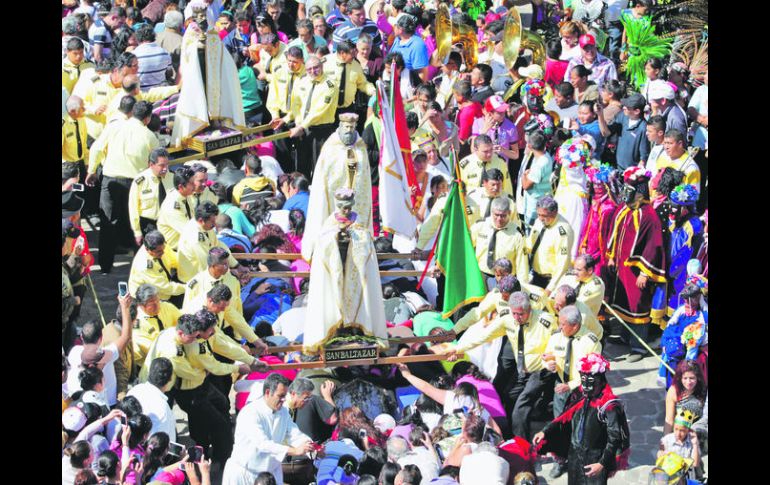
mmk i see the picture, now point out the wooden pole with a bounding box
[262,352,464,370]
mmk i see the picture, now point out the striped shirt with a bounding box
[88,18,113,59]
[134,42,173,91]
[331,19,382,50]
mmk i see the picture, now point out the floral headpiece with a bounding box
[579,353,610,375]
[585,163,614,184]
[533,113,554,135]
[520,78,546,99]
[622,166,652,185]
[555,137,591,169]
[686,274,708,291]
[669,184,699,206]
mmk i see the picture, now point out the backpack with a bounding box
[597,398,631,471]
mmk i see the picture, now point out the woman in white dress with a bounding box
[553,136,593,257]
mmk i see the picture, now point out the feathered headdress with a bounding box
[555,137,591,169]
[670,34,708,87]
[620,14,673,90]
[453,0,486,20]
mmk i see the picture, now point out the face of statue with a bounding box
[336,202,354,218]
[338,120,358,146]
[194,9,207,29]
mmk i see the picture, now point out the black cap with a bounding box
[62,191,85,218]
[621,93,646,111]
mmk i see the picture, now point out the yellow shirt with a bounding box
[542,299,604,340]
[544,326,602,390]
[190,187,219,210]
[182,269,259,344]
[554,273,605,316]
[88,117,160,178]
[176,219,239,283]
[266,64,305,119]
[416,193,448,250]
[257,42,288,83]
[132,302,182,370]
[653,151,701,197]
[526,214,574,293]
[465,189,519,228]
[62,114,89,163]
[323,55,375,109]
[183,333,247,379]
[470,219,529,280]
[105,85,179,123]
[456,309,555,373]
[62,58,95,94]
[452,288,507,334]
[157,190,194,250]
[128,245,186,301]
[231,176,277,205]
[458,154,513,197]
[138,327,206,390]
[128,168,176,236]
[79,73,122,139]
[285,72,339,130]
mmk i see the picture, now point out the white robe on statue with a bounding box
[301,133,372,263]
[171,25,245,147]
[554,163,589,258]
[303,213,387,353]
[222,397,311,485]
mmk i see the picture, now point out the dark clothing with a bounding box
[661,104,688,137]
[293,394,337,443]
[361,120,380,186]
[471,85,495,104]
[608,114,650,170]
[98,175,135,272]
[509,370,544,440]
[172,381,233,462]
[297,123,336,179]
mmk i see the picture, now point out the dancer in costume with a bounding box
[578,164,618,280]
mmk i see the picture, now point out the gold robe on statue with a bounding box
[301,133,372,263]
[302,214,387,354]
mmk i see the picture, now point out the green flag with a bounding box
[435,182,487,319]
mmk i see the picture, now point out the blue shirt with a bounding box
[610,113,650,170]
[283,191,310,215]
[575,120,605,158]
[389,35,430,71]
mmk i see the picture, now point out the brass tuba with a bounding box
[435,4,478,70]
[502,7,547,71]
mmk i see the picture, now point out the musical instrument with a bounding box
[502,7,547,71]
[435,4,479,70]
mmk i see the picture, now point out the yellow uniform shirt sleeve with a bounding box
[453,291,497,334]
[546,224,574,293]
[224,303,260,343]
[139,85,180,103]
[87,122,113,174]
[297,78,339,130]
[188,341,240,376]
[580,277,605,316]
[567,332,602,390]
[210,328,255,364]
[128,175,144,237]
[454,313,508,353]
[177,237,208,283]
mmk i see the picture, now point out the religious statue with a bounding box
[302,189,388,354]
[171,14,245,147]
[301,113,372,263]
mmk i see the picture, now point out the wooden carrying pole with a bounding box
[262,351,464,370]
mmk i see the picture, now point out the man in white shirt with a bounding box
[397,425,440,484]
[126,357,176,441]
[458,442,510,485]
[222,373,315,485]
[66,294,133,407]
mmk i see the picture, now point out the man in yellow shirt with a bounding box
[526,196,574,297]
[128,231,186,307]
[458,135,513,197]
[157,166,197,251]
[271,54,339,177]
[653,129,701,198]
[265,46,305,168]
[128,148,175,244]
[255,33,288,85]
[470,197,529,285]
[78,52,139,140]
[231,154,277,208]
[324,40,375,121]
[182,247,266,352]
[450,260,517,336]
[450,291,555,439]
[466,168,518,227]
[104,73,179,123]
[62,38,95,103]
[188,163,220,210]
[548,285,604,340]
[86,100,160,274]
[62,96,89,179]
[553,254,605,316]
[132,283,182,371]
[177,201,244,283]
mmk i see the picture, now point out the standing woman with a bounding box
[640,57,664,101]
[558,20,584,61]
[569,65,598,103]
[664,360,707,435]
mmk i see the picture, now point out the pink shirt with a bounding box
[455,375,506,418]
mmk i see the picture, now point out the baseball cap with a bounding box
[484,95,509,114]
[648,79,675,100]
[579,34,596,49]
[62,191,85,218]
[621,93,646,111]
[518,64,544,80]
[62,406,88,432]
[373,414,396,435]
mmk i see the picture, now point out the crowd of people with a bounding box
[62,0,708,484]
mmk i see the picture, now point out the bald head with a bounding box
[122,74,140,94]
[66,95,84,116]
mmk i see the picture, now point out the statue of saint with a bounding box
[302,189,387,354]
